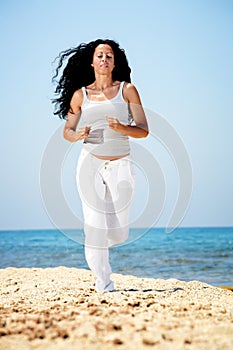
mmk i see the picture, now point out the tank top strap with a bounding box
[81,86,87,98]
[118,81,125,102]
[81,86,88,107]
[120,81,125,89]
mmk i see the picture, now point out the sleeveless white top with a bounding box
[81,81,131,157]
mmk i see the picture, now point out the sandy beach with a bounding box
[0,267,233,350]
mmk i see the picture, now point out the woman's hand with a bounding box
[76,126,91,140]
[64,125,91,142]
[106,116,125,132]
[106,112,148,138]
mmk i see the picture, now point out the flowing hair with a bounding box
[52,39,132,119]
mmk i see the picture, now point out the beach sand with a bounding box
[0,267,233,350]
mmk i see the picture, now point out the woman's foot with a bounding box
[95,280,114,292]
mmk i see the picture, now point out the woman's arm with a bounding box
[63,89,90,142]
[107,83,149,138]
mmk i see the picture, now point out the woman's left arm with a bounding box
[106,83,149,138]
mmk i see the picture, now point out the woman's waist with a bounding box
[82,137,130,159]
[91,153,130,161]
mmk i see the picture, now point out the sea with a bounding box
[0,227,232,287]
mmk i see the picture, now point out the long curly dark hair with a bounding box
[52,39,132,119]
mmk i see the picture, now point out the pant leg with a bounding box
[76,149,113,290]
[101,156,136,247]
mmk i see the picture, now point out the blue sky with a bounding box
[0,0,232,230]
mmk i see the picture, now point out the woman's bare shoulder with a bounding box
[123,82,141,103]
[69,88,84,113]
[72,88,84,100]
[124,82,137,90]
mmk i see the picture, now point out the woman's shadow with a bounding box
[110,287,185,293]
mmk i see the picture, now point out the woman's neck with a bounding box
[93,75,116,91]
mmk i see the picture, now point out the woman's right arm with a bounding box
[63,89,90,142]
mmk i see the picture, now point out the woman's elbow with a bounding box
[138,124,149,138]
[141,129,149,138]
[63,128,69,141]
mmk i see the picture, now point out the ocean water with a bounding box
[0,227,232,286]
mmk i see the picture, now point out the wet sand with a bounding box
[0,267,233,349]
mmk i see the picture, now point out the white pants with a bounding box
[76,148,136,291]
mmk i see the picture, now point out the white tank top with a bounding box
[80,81,130,157]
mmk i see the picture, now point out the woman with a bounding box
[53,39,148,292]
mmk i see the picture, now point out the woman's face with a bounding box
[92,44,115,75]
